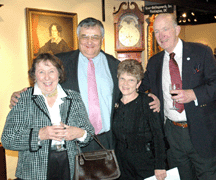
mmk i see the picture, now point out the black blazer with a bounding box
[56,49,120,127]
[140,41,216,158]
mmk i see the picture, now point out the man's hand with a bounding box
[9,88,28,109]
[148,93,160,113]
[171,89,196,104]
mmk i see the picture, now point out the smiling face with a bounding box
[35,60,59,95]
[78,25,103,59]
[153,14,181,53]
[118,72,141,98]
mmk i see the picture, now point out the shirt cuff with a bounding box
[77,130,87,142]
[194,99,198,106]
[38,135,41,145]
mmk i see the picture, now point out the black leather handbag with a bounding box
[74,134,121,180]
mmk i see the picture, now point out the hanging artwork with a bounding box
[26,8,78,68]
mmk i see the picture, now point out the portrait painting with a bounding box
[26,8,78,68]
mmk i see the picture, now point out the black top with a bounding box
[113,92,166,169]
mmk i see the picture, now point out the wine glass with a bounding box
[52,122,66,151]
[169,84,180,110]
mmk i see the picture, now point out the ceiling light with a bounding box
[188,19,191,22]
[194,19,197,22]
[191,12,195,16]
[182,13,187,18]
[183,19,186,23]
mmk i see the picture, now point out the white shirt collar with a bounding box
[79,51,102,63]
[164,38,183,57]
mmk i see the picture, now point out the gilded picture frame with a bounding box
[26,8,78,68]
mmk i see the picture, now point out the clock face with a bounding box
[118,15,140,47]
[119,24,140,47]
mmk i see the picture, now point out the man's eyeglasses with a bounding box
[79,35,102,41]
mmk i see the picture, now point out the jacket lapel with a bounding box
[59,90,72,125]
[60,50,80,93]
[32,95,50,120]
[103,50,120,100]
[70,50,80,92]
[156,51,165,98]
[101,50,120,125]
[182,41,193,89]
[32,88,73,125]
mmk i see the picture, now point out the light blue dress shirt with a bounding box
[78,52,113,134]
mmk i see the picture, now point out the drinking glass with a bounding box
[52,122,66,151]
[169,84,180,110]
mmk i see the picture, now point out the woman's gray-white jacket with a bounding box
[1,87,94,180]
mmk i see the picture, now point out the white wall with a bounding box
[0,0,144,178]
[180,23,216,51]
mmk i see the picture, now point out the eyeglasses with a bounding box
[79,35,102,42]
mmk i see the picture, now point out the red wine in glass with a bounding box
[169,84,180,110]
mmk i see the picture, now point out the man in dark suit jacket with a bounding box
[55,48,120,152]
[55,18,120,152]
[140,13,216,180]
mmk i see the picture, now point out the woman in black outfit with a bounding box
[113,59,167,180]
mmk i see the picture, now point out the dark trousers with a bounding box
[165,119,216,180]
[81,130,112,152]
[47,150,70,180]
[15,150,70,180]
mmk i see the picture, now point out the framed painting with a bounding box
[26,8,78,68]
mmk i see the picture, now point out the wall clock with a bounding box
[113,2,144,62]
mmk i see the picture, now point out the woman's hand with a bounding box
[155,169,167,180]
[63,124,85,141]
[39,125,66,141]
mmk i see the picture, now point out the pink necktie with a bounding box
[169,52,184,113]
[87,59,102,134]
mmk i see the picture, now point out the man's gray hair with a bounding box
[77,17,105,37]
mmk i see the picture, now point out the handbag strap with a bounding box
[75,132,114,165]
[75,131,109,154]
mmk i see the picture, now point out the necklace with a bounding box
[42,88,58,98]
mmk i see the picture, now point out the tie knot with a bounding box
[170,52,175,59]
